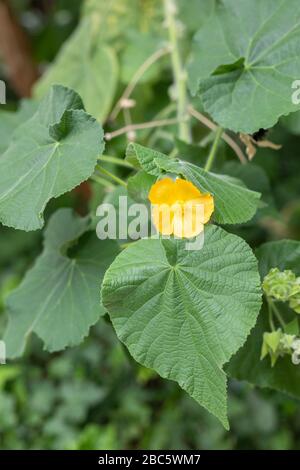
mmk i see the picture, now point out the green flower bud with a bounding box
[289,294,300,314]
[288,278,300,314]
[291,339,300,365]
[262,268,297,301]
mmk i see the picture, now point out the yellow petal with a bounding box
[193,194,214,223]
[173,178,202,202]
[151,204,174,236]
[149,177,214,238]
[148,178,176,205]
[172,202,204,238]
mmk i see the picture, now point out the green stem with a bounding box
[204,127,223,172]
[98,155,134,169]
[96,165,127,188]
[270,300,286,329]
[90,175,115,189]
[268,301,275,332]
[164,0,190,142]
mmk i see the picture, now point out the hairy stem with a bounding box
[164,0,190,142]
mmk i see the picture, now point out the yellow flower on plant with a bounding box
[148,177,214,238]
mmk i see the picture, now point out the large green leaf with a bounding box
[34,18,118,123]
[227,240,300,399]
[0,100,37,155]
[0,85,104,232]
[177,0,216,34]
[126,143,261,224]
[4,208,119,357]
[102,225,262,427]
[188,0,300,133]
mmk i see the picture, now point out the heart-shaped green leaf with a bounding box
[0,85,104,232]
[4,208,119,356]
[126,143,261,224]
[188,0,300,133]
[102,225,262,427]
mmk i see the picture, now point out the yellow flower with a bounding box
[148,177,214,238]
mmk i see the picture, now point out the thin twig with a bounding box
[109,46,171,121]
[105,117,187,141]
[188,105,247,164]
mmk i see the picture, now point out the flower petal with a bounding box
[148,178,176,205]
[149,177,214,238]
[196,194,215,223]
[173,178,202,201]
[151,204,174,236]
[172,202,204,238]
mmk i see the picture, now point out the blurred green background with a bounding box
[0,0,300,450]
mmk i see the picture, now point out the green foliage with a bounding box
[227,241,300,399]
[120,31,165,84]
[0,100,37,155]
[126,143,261,224]
[4,209,119,356]
[262,268,300,302]
[102,227,262,427]
[34,18,118,123]
[188,0,300,133]
[1,0,300,441]
[0,86,103,231]
[82,0,164,41]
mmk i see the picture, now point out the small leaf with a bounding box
[4,208,119,356]
[0,85,104,232]
[188,0,300,133]
[102,225,262,427]
[126,143,261,224]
